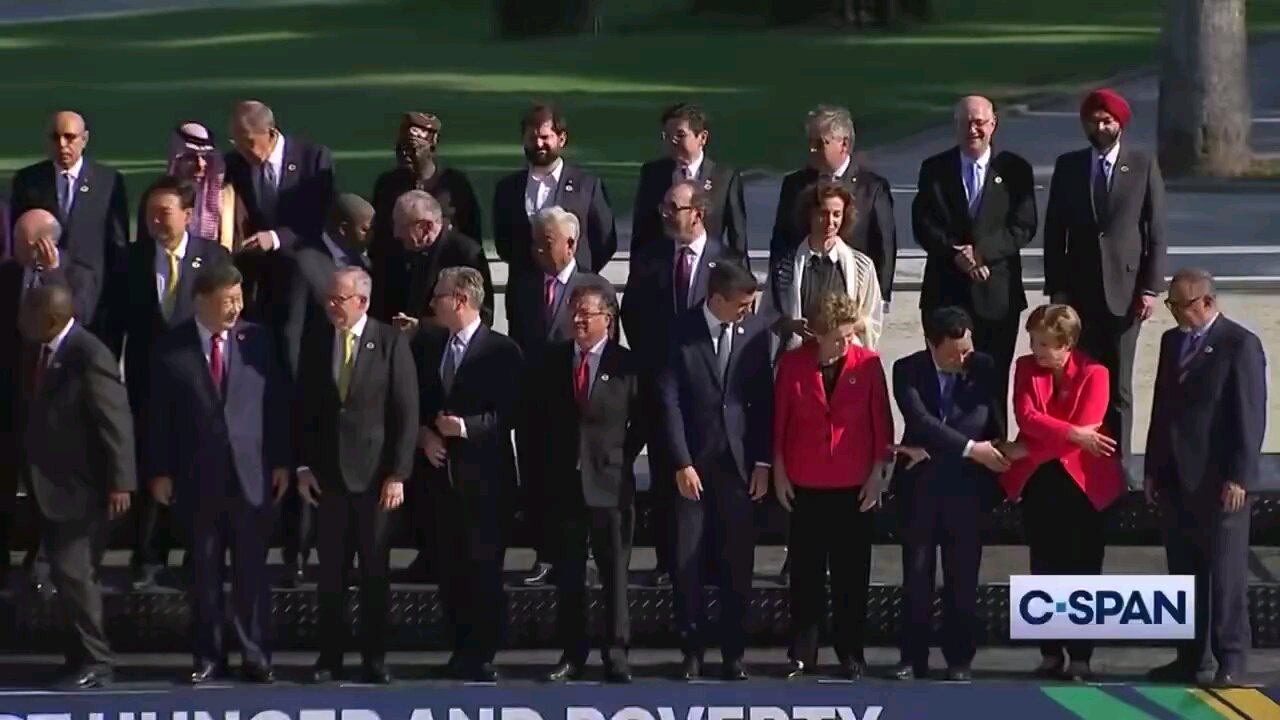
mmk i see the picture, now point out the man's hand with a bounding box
[1067,424,1117,457]
[1222,481,1247,513]
[969,441,1012,473]
[749,466,770,502]
[392,313,419,332]
[774,472,795,512]
[380,477,405,511]
[435,413,464,438]
[272,468,290,502]
[858,481,881,512]
[150,476,173,505]
[1143,475,1158,505]
[239,231,276,253]
[997,441,1029,461]
[297,467,322,506]
[420,426,447,467]
[107,491,131,519]
[774,317,812,339]
[953,245,977,272]
[1135,294,1157,322]
[968,266,991,282]
[890,445,931,470]
[35,236,59,268]
[675,466,702,501]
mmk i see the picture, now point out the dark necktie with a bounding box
[257,162,279,216]
[1092,156,1110,222]
[441,336,461,393]
[29,344,50,393]
[674,247,693,312]
[209,335,224,391]
[1178,332,1204,369]
[938,372,956,421]
[717,322,732,382]
[574,349,591,409]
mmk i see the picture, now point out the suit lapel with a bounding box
[585,341,619,411]
[278,138,301,195]
[547,269,578,339]
[1081,148,1104,226]
[37,327,79,398]
[1179,318,1226,382]
[694,315,723,391]
[697,157,716,192]
[65,160,91,225]
[224,324,247,404]
[450,325,487,397]
[690,240,722,308]
[554,162,576,207]
[171,244,205,323]
[1108,144,1137,222]
[185,323,221,408]
[918,353,943,418]
[346,321,378,403]
[943,148,973,226]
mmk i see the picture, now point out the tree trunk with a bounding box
[1157,0,1252,177]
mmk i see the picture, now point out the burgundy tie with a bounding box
[209,334,224,390]
[574,350,591,409]
[544,275,557,322]
[674,247,693,312]
[29,345,50,393]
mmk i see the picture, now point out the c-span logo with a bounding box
[1010,575,1195,640]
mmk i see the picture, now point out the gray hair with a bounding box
[806,104,855,146]
[234,100,276,133]
[438,266,485,309]
[1171,267,1216,296]
[393,189,443,227]
[531,205,580,240]
[333,266,373,300]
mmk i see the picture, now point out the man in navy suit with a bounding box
[891,306,1008,682]
[621,179,749,586]
[225,100,335,325]
[147,261,290,685]
[659,258,772,682]
[123,175,230,590]
[1146,268,1266,686]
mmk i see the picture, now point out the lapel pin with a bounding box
[993,175,1003,184]
[366,341,375,349]
[703,179,713,191]
[287,163,298,173]
[707,261,717,269]
[1204,345,1214,354]
[564,179,575,193]
[1119,164,1130,173]
[600,373,610,382]
[848,376,857,384]
[191,257,203,269]
[236,332,246,342]
[78,184,89,193]
[736,325,745,335]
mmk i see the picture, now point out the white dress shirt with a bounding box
[41,317,76,365]
[196,321,230,367]
[1091,141,1121,190]
[263,134,287,251]
[675,232,707,307]
[524,157,564,217]
[333,312,369,384]
[546,257,578,314]
[55,156,84,217]
[702,303,732,357]
[960,146,991,210]
[573,335,608,398]
[154,232,189,305]
[830,155,852,180]
[440,315,483,438]
[674,152,705,182]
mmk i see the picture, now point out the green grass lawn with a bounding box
[0,0,1276,233]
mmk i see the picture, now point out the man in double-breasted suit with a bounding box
[123,175,230,590]
[18,284,134,689]
[9,111,128,347]
[1145,269,1266,686]
[296,266,417,685]
[913,96,1037,426]
[492,103,617,283]
[148,261,290,685]
[411,266,522,682]
[630,103,747,255]
[659,258,773,682]
[1045,88,1167,460]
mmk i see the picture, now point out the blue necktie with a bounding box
[938,372,956,420]
[1178,332,1204,368]
[965,162,982,216]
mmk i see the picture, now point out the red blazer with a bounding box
[1001,350,1124,510]
[773,341,893,489]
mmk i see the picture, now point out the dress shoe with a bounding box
[279,560,301,589]
[462,663,499,682]
[786,660,810,679]
[890,663,920,681]
[1145,660,1197,684]
[360,662,393,685]
[240,664,275,684]
[650,571,672,587]
[840,660,866,681]
[131,564,162,592]
[310,664,341,683]
[1033,655,1066,679]
[680,655,703,680]
[190,661,225,685]
[721,659,749,682]
[523,562,553,587]
[946,666,972,682]
[545,661,584,682]
[604,663,633,684]
[58,667,111,689]
[1213,670,1240,687]
[1066,660,1092,682]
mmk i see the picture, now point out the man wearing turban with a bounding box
[1044,88,1168,465]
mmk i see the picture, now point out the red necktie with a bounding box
[209,334,224,390]
[574,349,591,409]
[544,275,557,322]
[29,345,50,392]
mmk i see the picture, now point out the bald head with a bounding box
[13,209,61,268]
[328,192,375,250]
[954,95,996,158]
[19,283,74,343]
[230,100,278,164]
[48,110,88,170]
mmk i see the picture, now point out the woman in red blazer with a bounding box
[1001,304,1123,681]
[772,292,893,680]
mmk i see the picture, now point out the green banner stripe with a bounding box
[1135,687,1235,719]
[1043,686,1161,719]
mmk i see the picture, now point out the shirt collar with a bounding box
[453,315,483,347]
[44,318,75,357]
[196,320,229,347]
[807,240,841,263]
[832,155,852,179]
[1187,312,1221,337]
[1093,141,1120,169]
[57,156,84,179]
[321,232,347,263]
[552,257,577,285]
[158,232,189,259]
[961,146,991,170]
[680,152,705,179]
[680,232,707,257]
[267,132,286,171]
[529,157,564,183]
[702,302,727,335]
[575,335,608,359]
[345,313,369,339]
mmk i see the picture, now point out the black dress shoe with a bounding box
[279,560,301,589]
[1034,655,1066,679]
[840,660,866,681]
[786,660,810,679]
[190,661,225,685]
[722,659,749,682]
[360,662,393,685]
[131,565,162,592]
[1146,660,1197,684]
[310,665,339,683]
[58,667,111,689]
[523,562,553,587]
[240,664,275,684]
[1213,670,1240,687]
[604,663,633,684]
[1066,660,1092,682]
[651,571,672,587]
[545,661,584,682]
[680,655,703,681]
[462,663,499,682]
[946,666,972,682]
[891,663,921,681]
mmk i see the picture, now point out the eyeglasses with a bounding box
[1164,295,1207,311]
[326,293,363,306]
[659,204,697,218]
[572,310,610,321]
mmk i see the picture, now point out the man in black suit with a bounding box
[659,259,772,681]
[411,266,522,681]
[912,96,1037,426]
[9,111,128,347]
[891,306,1008,682]
[492,103,617,282]
[622,179,745,586]
[507,204,614,586]
[371,112,482,262]
[225,100,335,324]
[1045,88,1167,460]
[631,103,747,255]
[371,189,493,328]
[148,262,290,685]
[535,284,644,684]
[1145,268,1266,686]
[123,175,230,590]
[18,284,134,689]
[769,104,895,304]
[296,266,417,685]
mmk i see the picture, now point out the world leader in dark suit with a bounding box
[769,105,895,304]
[533,284,645,684]
[659,258,773,682]
[912,96,1037,426]
[412,266,522,682]
[492,103,617,281]
[18,284,134,689]
[295,266,418,685]
[1145,269,1267,686]
[9,111,128,345]
[630,103,747,255]
[147,261,291,685]
[123,175,230,590]
[1044,89,1167,460]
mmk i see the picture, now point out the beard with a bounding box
[1088,128,1120,151]
[396,139,435,171]
[524,145,559,168]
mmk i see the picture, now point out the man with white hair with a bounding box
[769,105,895,307]
[371,189,493,328]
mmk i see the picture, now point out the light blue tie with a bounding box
[58,172,73,218]
[966,162,982,216]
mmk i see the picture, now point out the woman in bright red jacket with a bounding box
[772,292,894,680]
[1001,304,1124,681]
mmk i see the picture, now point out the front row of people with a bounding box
[16,258,1264,688]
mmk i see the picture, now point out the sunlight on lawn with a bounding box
[130,30,315,49]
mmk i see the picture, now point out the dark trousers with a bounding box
[132,489,175,568]
[898,478,982,669]
[970,310,1020,432]
[674,451,754,661]
[644,378,676,576]
[554,485,632,667]
[185,492,274,668]
[1161,483,1252,675]
[427,474,507,667]
[516,427,553,567]
[1022,461,1106,663]
[316,489,392,666]
[0,466,20,576]
[789,485,871,666]
[1077,310,1140,460]
[403,460,436,576]
[43,513,112,670]
[281,481,316,566]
